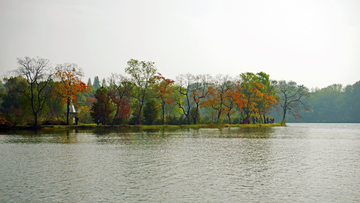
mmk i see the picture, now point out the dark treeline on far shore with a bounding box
[0,57,359,129]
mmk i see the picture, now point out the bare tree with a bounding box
[276,80,310,124]
[176,73,194,125]
[190,74,212,124]
[16,56,54,128]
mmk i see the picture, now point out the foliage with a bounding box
[239,72,264,119]
[107,73,132,126]
[0,113,12,129]
[201,75,233,121]
[77,106,92,124]
[93,76,101,89]
[125,59,157,124]
[154,73,174,124]
[190,107,201,124]
[54,63,91,125]
[143,98,160,125]
[90,87,114,125]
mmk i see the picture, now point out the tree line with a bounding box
[4,56,352,129]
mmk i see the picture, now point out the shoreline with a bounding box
[7,123,284,130]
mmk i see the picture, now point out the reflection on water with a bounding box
[1,124,360,202]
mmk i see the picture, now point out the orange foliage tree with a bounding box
[201,75,233,122]
[154,73,174,125]
[223,83,244,124]
[255,72,277,122]
[54,63,90,125]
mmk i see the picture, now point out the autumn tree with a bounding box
[223,83,244,124]
[176,73,194,125]
[125,59,157,124]
[90,87,113,125]
[54,63,90,125]
[15,57,54,128]
[276,80,310,124]
[239,72,264,120]
[256,72,277,122]
[202,75,233,121]
[153,73,174,125]
[108,73,132,126]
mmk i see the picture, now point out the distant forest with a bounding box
[273,83,360,123]
[0,57,359,128]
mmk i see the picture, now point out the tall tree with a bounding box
[143,98,160,125]
[190,74,211,124]
[256,72,277,122]
[108,73,132,126]
[223,83,244,124]
[1,77,27,126]
[54,63,90,125]
[90,87,113,125]
[276,80,310,124]
[154,73,174,125]
[87,78,92,88]
[239,72,264,119]
[125,59,157,124]
[202,75,233,121]
[176,73,194,125]
[102,78,107,87]
[93,76,101,89]
[16,57,54,128]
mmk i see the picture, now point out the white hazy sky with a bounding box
[1,0,359,89]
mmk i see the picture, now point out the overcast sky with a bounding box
[1,0,359,89]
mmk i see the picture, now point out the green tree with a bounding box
[1,77,27,125]
[143,98,160,125]
[90,87,113,125]
[125,59,157,124]
[93,76,101,89]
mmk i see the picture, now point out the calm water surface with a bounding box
[1,123,360,202]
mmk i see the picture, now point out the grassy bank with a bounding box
[13,122,284,130]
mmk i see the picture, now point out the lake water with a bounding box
[1,123,360,202]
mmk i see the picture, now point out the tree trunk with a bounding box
[282,108,287,124]
[138,104,143,125]
[112,108,119,127]
[194,104,199,124]
[66,98,70,125]
[162,103,165,125]
[217,110,221,120]
[103,104,107,125]
[34,112,38,129]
